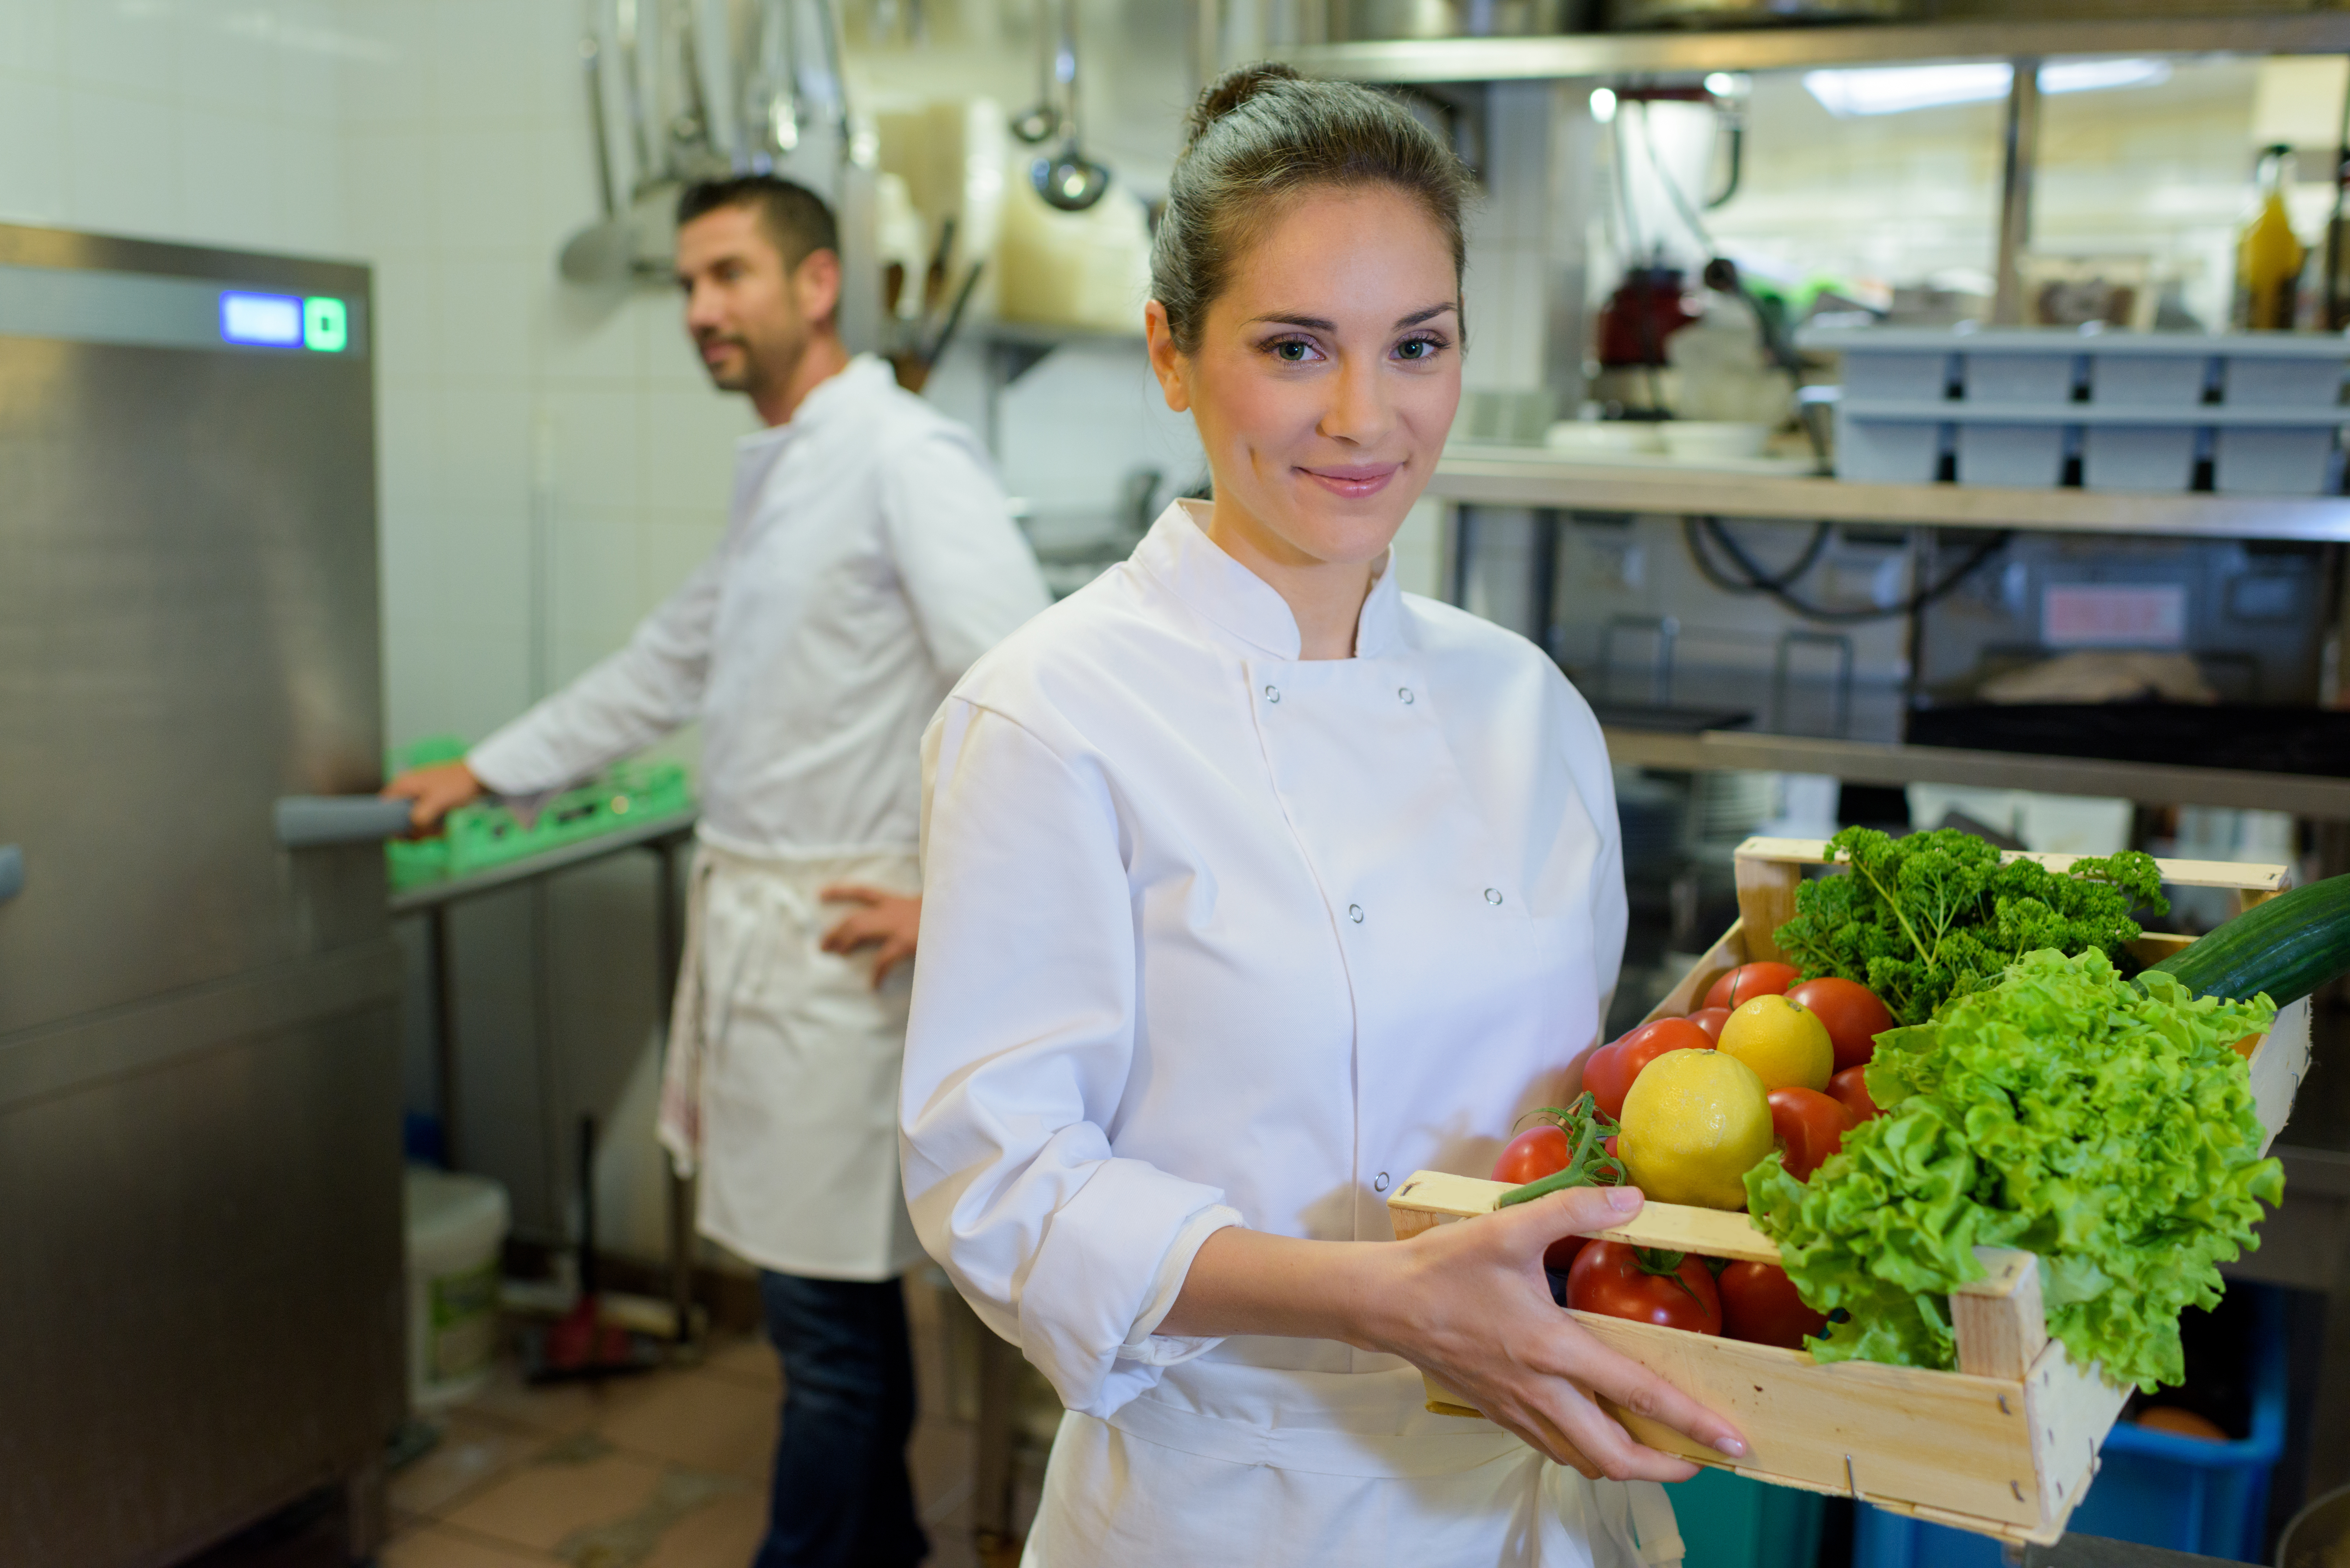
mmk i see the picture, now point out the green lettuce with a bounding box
[1744,948,2281,1391]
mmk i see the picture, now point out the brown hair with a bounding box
[1151,63,1474,354]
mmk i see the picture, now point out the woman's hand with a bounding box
[1358,1185,1748,1481]
[819,885,921,988]
[1159,1188,1748,1482]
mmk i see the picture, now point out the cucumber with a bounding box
[2144,874,2350,1006]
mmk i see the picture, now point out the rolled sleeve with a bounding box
[903,697,1227,1418]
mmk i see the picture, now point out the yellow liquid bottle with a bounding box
[2237,144,2306,332]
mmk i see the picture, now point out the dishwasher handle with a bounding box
[274,795,418,849]
[0,844,20,904]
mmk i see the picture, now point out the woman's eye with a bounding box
[1270,339,1315,363]
[1396,336,1445,362]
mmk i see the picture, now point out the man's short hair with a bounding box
[676,176,838,270]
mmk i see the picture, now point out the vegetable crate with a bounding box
[1387,836,2310,1547]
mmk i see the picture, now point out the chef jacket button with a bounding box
[1348,903,1364,923]
[1374,1172,1390,1192]
[1398,687,1414,705]
[1264,684,1280,704]
[1485,887,1503,905]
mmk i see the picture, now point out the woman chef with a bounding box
[899,65,1746,1565]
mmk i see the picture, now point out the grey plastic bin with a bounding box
[2088,352,2209,406]
[2215,425,2340,495]
[1957,421,2067,486]
[2081,425,2199,492]
[1963,349,2078,405]
[2224,354,2345,408]
[1833,408,1943,483]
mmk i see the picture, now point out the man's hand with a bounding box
[381,760,485,835]
[819,885,921,989]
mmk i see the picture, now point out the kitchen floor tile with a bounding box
[379,1523,554,1568]
[596,1370,778,1479]
[461,1360,655,1437]
[639,1484,767,1567]
[388,1412,540,1521]
[437,1445,667,1553]
[694,1331,780,1393]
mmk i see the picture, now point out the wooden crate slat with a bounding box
[1950,1248,2048,1381]
[1732,835,2288,894]
[1573,1310,2052,1529]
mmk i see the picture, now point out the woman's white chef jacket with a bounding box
[902,501,1682,1565]
[467,354,1048,1280]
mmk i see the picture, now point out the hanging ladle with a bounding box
[1028,0,1107,212]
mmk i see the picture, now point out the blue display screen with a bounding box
[219,291,304,347]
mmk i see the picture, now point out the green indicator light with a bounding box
[303,296,347,352]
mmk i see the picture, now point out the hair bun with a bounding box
[1183,62,1303,150]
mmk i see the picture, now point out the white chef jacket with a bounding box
[469,353,1048,1278]
[903,501,1678,1564]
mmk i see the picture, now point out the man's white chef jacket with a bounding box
[901,502,1679,1564]
[469,353,1048,1277]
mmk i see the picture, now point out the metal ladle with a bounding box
[1026,0,1107,211]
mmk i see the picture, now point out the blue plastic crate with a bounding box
[1851,1287,2286,1568]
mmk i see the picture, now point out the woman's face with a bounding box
[1148,184,1461,570]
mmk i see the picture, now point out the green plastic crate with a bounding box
[1672,1466,1825,1568]
[385,735,694,893]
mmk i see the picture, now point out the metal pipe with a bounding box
[1990,58,2041,327]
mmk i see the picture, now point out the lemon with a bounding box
[1617,1048,1774,1210]
[1717,994,1834,1092]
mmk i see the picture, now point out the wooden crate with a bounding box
[1386,836,2311,1546]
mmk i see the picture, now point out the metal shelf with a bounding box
[1432,448,2350,540]
[1603,727,2350,818]
[1275,12,2350,82]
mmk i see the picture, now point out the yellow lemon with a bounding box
[1616,1048,1774,1210]
[1717,994,1835,1092]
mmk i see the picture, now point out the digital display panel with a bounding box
[219,290,351,351]
[219,291,304,347]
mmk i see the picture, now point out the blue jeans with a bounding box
[754,1271,928,1568]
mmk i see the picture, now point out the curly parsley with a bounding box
[1773,826,2168,1028]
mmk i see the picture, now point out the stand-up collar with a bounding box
[737,353,895,454]
[1133,498,1403,661]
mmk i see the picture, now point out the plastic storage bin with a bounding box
[1956,421,2066,486]
[2080,424,2199,492]
[1962,347,2078,404]
[1674,1466,1824,1568]
[2215,423,2342,495]
[405,1165,511,1411]
[1849,1286,2287,1568]
[1831,407,1944,482]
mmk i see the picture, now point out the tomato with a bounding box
[1566,1242,1722,1335]
[1827,1065,1880,1122]
[1703,961,1800,1012]
[1544,1235,1588,1273]
[1492,1124,1571,1186]
[1584,1018,1715,1121]
[1785,977,1894,1072]
[1718,1261,1829,1349]
[1685,1006,1731,1042]
[1766,1087,1857,1181]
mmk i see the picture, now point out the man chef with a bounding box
[384,175,1049,1568]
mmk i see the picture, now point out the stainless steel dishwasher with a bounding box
[0,222,405,1566]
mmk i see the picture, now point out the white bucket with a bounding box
[403,1165,510,1411]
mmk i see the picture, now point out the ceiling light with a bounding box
[1590,87,1618,124]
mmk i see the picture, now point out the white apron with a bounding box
[658,838,927,1280]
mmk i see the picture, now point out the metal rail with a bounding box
[1274,13,2350,82]
[1603,726,2350,819]
[1432,450,2350,541]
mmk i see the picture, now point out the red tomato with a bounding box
[1703,961,1800,1012]
[1586,1019,1714,1120]
[1766,1087,1857,1181]
[1492,1124,1571,1185]
[1566,1242,1723,1335]
[1827,1065,1880,1123]
[1685,1006,1731,1042]
[1544,1235,1588,1273]
[1785,978,1893,1072]
[1718,1261,1829,1349]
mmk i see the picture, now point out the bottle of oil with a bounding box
[2325,142,2350,331]
[2235,144,2306,331]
